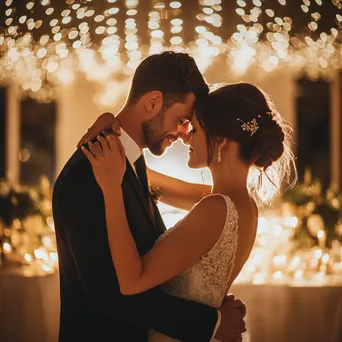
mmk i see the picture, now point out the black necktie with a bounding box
[134,155,155,221]
[134,155,149,199]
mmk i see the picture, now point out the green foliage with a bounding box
[282,169,342,249]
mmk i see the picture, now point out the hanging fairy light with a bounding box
[192,0,224,72]
[168,1,184,52]
[283,0,342,80]
[93,0,140,108]
[77,1,122,84]
[226,0,342,80]
[261,1,291,73]
[0,1,341,102]
[228,0,291,75]
[228,0,259,75]
[124,0,142,71]
[148,2,165,54]
[98,3,121,72]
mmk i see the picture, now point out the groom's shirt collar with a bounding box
[118,127,142,170]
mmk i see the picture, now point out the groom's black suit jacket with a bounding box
[52,146,218,342]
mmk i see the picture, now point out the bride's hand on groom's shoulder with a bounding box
[81,134,126,192]
[76,112,119,148]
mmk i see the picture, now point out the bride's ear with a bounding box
[217,137,229,150]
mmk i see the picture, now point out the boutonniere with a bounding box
[148,182,162,205]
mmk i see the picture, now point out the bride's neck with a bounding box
[210,165,248,196]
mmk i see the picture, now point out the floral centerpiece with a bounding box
[0,176,57,272]
[282,169,342,250]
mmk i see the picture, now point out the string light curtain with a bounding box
[0,0,341,102]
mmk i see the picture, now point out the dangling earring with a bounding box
[217,146,222,163]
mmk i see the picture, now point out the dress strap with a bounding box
[201,193,239,257]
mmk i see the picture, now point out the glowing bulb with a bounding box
[3,242,12,253]
[170,1,181,8]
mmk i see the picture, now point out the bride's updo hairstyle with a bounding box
[195,82,296,205]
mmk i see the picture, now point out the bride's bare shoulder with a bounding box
[193,194,228,215]
[187,194,228,233]
[162,194,231,258]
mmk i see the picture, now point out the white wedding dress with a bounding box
[148,194,240,342]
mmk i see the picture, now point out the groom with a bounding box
[52,51,246,342]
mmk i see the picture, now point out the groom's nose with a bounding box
[177,121,191,144]
[178,130,191,145]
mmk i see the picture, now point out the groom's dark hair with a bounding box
[127,51,209,105]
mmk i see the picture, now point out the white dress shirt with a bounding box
[118,127,221,340]
[118,127,142,173]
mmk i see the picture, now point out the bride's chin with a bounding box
[188,157,198,169]
[188,157,207,169]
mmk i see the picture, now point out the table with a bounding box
[1,268,341,342]
[0,268,60,342]
[231,283,342,342]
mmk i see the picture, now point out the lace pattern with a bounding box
[148,194,239,342]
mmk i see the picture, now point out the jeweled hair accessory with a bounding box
[237,115,262,136]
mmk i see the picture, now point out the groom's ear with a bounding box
[144,90,163,115]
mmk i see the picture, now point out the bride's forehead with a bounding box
[190,112,199,123]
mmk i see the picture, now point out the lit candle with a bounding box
[294,270,303,280]
[24,253,33,263]
[273,254,287,270]
[252,273,265,285]
[316,265,327,284]
[317,230,326,248]
[314,248,323,259]
[3,242,12,254]
[322,253,329,264]
[291,256,301,269]
[273,271,284,282]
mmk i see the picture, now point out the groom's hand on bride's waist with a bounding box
[214,296,246,342]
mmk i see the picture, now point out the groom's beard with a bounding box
[142,108,169,156]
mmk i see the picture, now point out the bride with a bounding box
[81,82,295,341]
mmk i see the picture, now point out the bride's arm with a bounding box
[82,134,226,296]
[147,169,211,211]
[102,186,226,295]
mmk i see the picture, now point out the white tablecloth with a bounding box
[0,268,60,342]
[231,283,342,342]
[0,268,341,342]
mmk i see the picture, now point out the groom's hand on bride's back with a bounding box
[215,296,246,342]
[224,294,246,318]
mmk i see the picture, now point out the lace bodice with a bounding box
[149,194,239,342]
